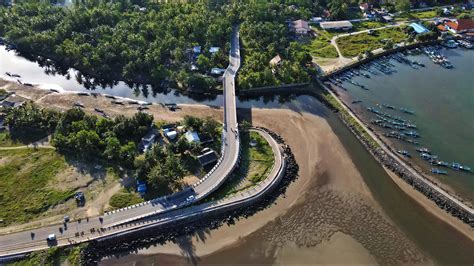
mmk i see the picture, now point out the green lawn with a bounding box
[204,130,275,201]
[337,26,409,57]
[109,189,143,209]
[305,29,338,58]
[398,10,438,20]
[0,149,73,226]
[351,21,386,31]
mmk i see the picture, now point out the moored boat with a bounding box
[431,168,447,175]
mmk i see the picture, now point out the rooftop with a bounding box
[185,131,200,143]
[410,23,430,34]
[269,55,282,66]
[446,19,474,32]
[290,19,310,31]
[320,20,353,30]
[197,150,218,166]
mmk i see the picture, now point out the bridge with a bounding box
[0,27,287,261]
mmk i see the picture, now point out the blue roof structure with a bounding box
[137,181,147,193]
[410,23,430,34]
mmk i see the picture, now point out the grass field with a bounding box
[0,148,73,226]
[109,189,143,209]
[351,21,386,31]
[204,130,275,201]
[398,10,438,20]
[305,30,338,58]
[337,26,409,57]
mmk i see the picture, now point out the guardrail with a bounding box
[98,130,285,242]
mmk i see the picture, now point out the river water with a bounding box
[1,45,473,264]
[101,96,474,265]
[335,48,474,203]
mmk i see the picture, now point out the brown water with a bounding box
[101,96,474,265]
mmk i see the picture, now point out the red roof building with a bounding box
[445,19,474,33]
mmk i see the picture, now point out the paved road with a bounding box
[0,26,257,259]
[0,128,284,260]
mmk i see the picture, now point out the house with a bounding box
[140,131,156,152]
[184,131,200,144]
[211,68,226,75]
[269,55,282,67]
[197,149,218,166]
[310,17,324,23]
[209,47,220,54]
[382,15,393,22]
[320,21,353,31]
[437,24,448,32]
[163,128,178,140]
[290,19,311,35]
[410,23,430,34]
[192,46,201,58]
[445,19,474,34]
[0,100,23,108]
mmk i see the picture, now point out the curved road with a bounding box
[0,128,284,260]
[0,26,287,260]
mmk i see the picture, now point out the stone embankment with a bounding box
[320,90,474,227]
[79,128,299,265]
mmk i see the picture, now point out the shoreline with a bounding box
[0,43,224,94]
[0,79,472,263]
[316,81,473,233]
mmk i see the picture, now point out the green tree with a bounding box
[196,54,211,71]
[103,135,121,161]
[396,0,411,13]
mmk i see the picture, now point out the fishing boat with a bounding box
[404,131,420,138]
[382,104,395,110]
[416,147,430,153]
[431,168,447,175]
[460,165,471,172]
[437,161,449,167]
[451,162,461,170]
[397,150,411,157]
[400,107,415,115]
[421,153,437,160]
[442,40,458,48]
[352,100,362,104]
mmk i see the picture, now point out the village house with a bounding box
[290,19,311,36]
[320,21,353,31]
[444,19,474,34]
[269,55,282,74]
[184,131,200,144]
[197,149,218,167]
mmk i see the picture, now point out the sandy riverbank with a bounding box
[102,108,432,265]
[1,79,470,263]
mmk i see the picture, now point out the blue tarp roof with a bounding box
[137,184,147,193]
[410,23,430,34]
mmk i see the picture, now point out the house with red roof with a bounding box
[445,19,474,34]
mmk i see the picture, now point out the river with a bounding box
[334,47,474,203]
[1,45,473,264]
[100,95,474,265]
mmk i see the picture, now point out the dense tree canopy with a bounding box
[52,108,152,165]
[0,1,232,91]
[4,101,60,141]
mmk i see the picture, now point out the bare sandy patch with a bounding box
[275,232,377,265]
